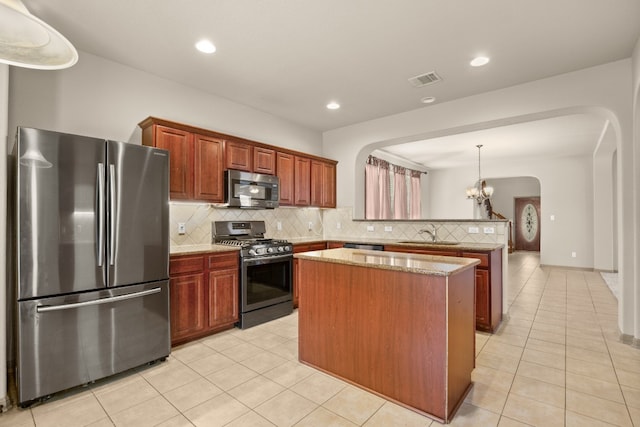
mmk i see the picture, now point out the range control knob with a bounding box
[278,246,284,252]
[284,245,291,252]
[248,249,257,256]
[267,247,275,253]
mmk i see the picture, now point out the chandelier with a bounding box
[466,144,493,204]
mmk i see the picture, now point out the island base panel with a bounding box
[297,259,475,423]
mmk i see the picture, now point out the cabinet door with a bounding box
[194,134,224,202]
[254,146,276,175]
[170,273,207,342]
[154,125,193,200]
[322,162,336,208]
[310,160,324,207]
[277,152,294,206]
[294,156,311,206]
[475,269,490,330]
[208,268,239,328]
[225,140,252,171]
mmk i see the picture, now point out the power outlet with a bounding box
[384,226,393,232]
[178,223,186,235]
[483,227,495,234]
[571,251,577,258]
[308,222,313,231]
[367,225,375,232]
[468,226,479,234]
[276,221,282,231]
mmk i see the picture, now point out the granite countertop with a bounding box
[170,244,241,256]
[294,247,480,276]
[290,237,503,251]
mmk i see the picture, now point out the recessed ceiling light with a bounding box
[420,96,436,104]
[470,56,490,67]
[195,39,216,54]
[326,102,340,110]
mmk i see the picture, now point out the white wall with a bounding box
[8,51,322,153]
[426,155,591,268]
[628,37,640,343]
[323,58,638,339]
[0,64,8,410]
[489,176,540,222]
[593,121,617,272]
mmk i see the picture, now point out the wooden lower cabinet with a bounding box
[474,269,490,327]
[384,245,503,332]
[169,251,239,346]
[292,241,327,307]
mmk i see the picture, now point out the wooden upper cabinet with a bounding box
[253,146,276,175]
[323,162,336,208]
[277,152,294,206]
[294,156,311,206]
[225,140,252,172]
[140,117,337,205]
[194,134,224,202]
[311,160,336,208]
[145,125,193,200]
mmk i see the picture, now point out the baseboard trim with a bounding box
[620,334,640,349]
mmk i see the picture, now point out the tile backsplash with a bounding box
[170,203,324,246]
[170,205,508,247]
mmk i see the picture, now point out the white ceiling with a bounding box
[379,114,609,169]
[20,0,640,165]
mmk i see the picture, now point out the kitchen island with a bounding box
[295,248,479,423]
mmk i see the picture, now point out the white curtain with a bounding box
[393,166,408,219]
[366,156,422,219]
[410,171,421,219]
[365,158,391,219]
[365,162,379,219]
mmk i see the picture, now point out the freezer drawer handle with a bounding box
[36,288,162,313]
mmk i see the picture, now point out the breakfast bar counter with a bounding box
[294,248,479,423]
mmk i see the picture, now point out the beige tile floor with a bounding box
[2,251,640,426]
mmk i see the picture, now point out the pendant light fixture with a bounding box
[0,0,78,69]
[466,144,493,204]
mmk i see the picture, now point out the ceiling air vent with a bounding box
[408,71,442,87]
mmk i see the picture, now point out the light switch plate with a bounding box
[178,223,186,235]
[384,226,393,232]
[276,221,282,231]
[367,225,375,232]
[468,226,479,234]
[483,227,495,234]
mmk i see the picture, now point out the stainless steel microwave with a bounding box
[225,169,280,209]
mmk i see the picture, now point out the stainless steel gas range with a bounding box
[213,221,293,329]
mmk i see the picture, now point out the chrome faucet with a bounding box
[419,223,438,242]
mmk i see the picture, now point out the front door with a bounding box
[514,197,541,251]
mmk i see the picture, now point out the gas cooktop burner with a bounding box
[213,221,292,258]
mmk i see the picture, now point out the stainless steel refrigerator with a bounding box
[13,127,171,406]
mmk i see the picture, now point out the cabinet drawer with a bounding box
[461,252,489,268]
[170,255,204,275]
[293,242,326,253]
[208,252,239,270]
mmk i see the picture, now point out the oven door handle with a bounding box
[243,254,293,265]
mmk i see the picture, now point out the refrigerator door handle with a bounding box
[36,287,162,313]
[97,163,105,267]
[109,164,116,265]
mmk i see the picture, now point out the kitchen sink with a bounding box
[397,240,460,246]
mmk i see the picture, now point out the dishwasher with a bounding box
[343,242,384,251]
